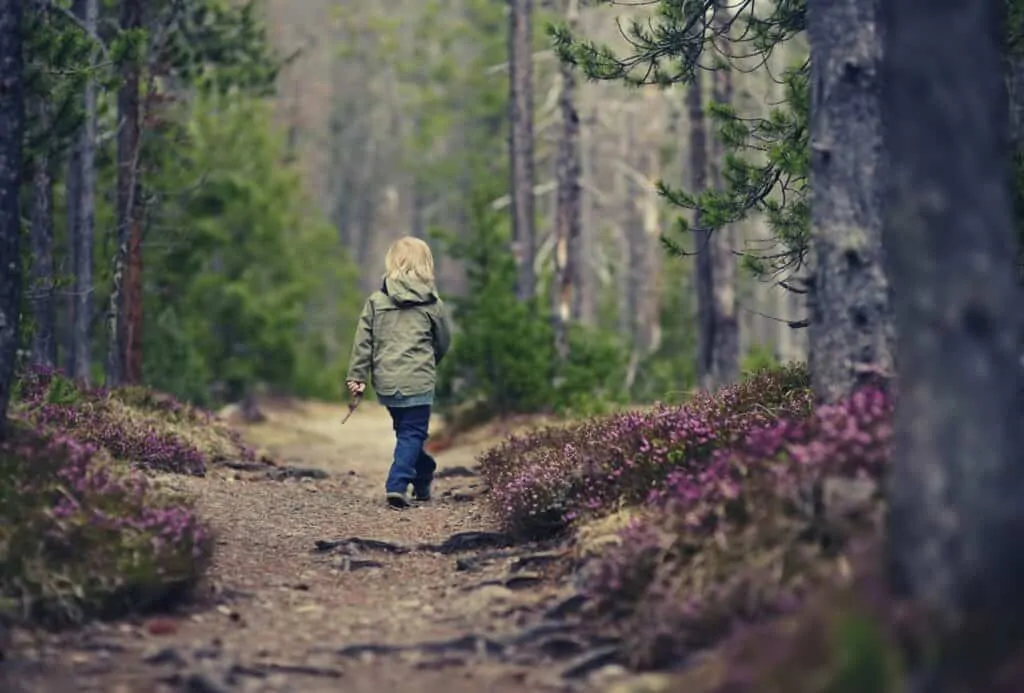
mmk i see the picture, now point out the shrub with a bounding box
[434,202,631,418]
[740,343,782,377]
[435,206,558,417]
[582,386,893,669]
[0,426,212,626]
[480,364,812,537]
[12,365,255,476]
[551,324,630,416]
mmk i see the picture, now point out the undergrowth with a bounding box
[482,363,1023,690]
[13,365,255,476]
[0,365,246,627]
[479,363,812,537]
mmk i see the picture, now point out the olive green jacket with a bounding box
[346,276,452,397]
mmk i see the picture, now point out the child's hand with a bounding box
[346,380,366,397]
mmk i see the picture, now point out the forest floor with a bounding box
[5,401,628,693]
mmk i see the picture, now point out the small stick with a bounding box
[341,392,363,425]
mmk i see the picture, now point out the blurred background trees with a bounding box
[6,0,1023,423]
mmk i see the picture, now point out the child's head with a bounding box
[384,236,435,285]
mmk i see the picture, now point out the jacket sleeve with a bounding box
[430,301,453,364]
[346,299,374,383]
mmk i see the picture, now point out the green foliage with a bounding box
[435,192,631,417]
[559,0,1024,285]
[631,281,699,404]
[22,0,325,405]
[143,91,360,404]
[155,0,280,95]
[555,325,630,416]
[826,614,904,693]
[554,1,811,280]
[663,66,810,279]
[741,342,782,378]
[434,194,557,416]
[22,3,94,166]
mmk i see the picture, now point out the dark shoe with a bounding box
[412,482,432,502]
[386,492,411,509]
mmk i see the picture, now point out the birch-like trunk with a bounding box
[552,0,582,357]
[578,106,597,326]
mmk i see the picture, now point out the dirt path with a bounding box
[6,402,616,693]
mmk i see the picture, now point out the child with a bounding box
[346,236,452,509]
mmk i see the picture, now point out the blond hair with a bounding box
[384,236,435,284]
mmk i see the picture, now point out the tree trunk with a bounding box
[508,0,536,301]
[615,122,632,342]
[0,0,24,436]
[708,6,739,385]
[640,140,662,354]
[882,0,1024,668]
[623,112,644,344]
[552,0,582,358]
[620,111,650,390]
[29,148,56,368]
[688,71,713,389]
[64,145,81,376]
[578,106,597,326]
[806,0,892,403]
[110,0,143,386]
[70,0,97,383]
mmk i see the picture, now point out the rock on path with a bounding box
[2,401,628,693]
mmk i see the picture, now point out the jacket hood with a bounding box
[382,276,438,307]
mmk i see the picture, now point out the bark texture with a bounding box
[111,0,143,385]
[707,4,739,386]
[69,0,97,382]
[552,0,582,358]
[688,71,713,389]
[882,0,1024,650]
[806,0,893,403]
[577,107,597,326]
[0,0,24,436]
[29,150,56,367]
[508,0,536,301]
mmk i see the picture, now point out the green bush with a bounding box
[552,324,630,416]
[630,287,699,404]
[741,343,783,377]
[435,195,629,417]
[141,91,362,406]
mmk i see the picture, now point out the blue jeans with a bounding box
[385,405,437,495]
